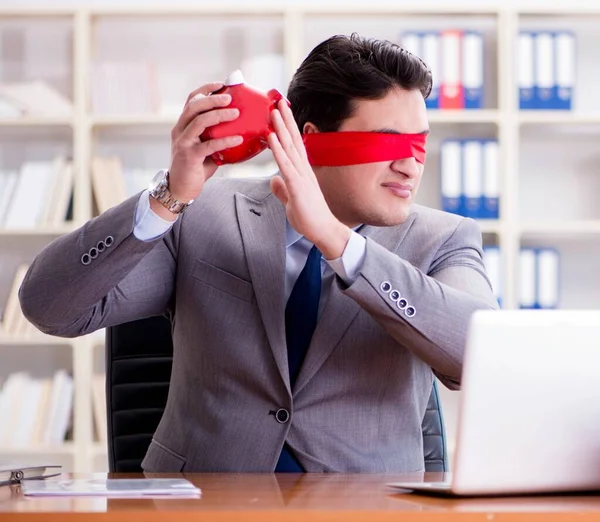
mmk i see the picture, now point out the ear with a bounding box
[303,122,319,134]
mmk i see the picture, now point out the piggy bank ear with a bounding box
[225,69,245,86]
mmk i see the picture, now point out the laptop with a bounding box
[389,309,600,497]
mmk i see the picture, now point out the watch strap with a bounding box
[149,171,193,215]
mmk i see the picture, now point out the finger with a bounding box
[278,99,307,160]
[185,82,224,106]
[271,109,303,170]
[196,134,244,158]
[203,156,219,179]
[179,107,240,147]
[173,92,232,138]
[268,132,298,184]
[270,175,289,206]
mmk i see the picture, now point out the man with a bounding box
[19,34,498,473]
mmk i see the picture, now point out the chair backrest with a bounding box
[105,316,448,472]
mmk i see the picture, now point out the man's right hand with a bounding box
[165,82,243,204]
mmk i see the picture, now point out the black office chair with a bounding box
[105,316,448,473]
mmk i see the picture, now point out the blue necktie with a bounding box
[275,244,322,472]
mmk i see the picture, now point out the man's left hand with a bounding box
[268,99,350,260]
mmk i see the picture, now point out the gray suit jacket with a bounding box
[19,176,498,473]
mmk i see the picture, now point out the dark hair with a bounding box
[287,33,432,133]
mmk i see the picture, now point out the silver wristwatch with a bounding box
[148,169,194,215]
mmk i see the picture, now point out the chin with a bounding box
[380,214,409,227]
[383,203,413,225]
[359,206,411,227]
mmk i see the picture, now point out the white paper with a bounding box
[21,478,201,498]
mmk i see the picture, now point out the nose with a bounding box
[390,157,420,179]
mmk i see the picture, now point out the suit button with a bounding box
[97,240,106,253]
[380,281,392,293]
[405,306,416,318]
[81,253,91,265]
[397,298,408,310]
[389,290,400,302]
[89,247,99,259]
[105,235,114,247]
[275,408,290,424]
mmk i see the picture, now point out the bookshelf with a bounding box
[0,4,599,471]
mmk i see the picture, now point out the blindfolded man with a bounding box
[20,34,498,473]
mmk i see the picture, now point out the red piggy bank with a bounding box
[200,70,289,165]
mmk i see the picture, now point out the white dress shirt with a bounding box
[133,190,367,311]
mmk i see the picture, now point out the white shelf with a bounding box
[0,8,75,17]
[89,5,287,16]
[517,6,600,15]
[476,219,503,234]
[0,226,77,237]
[0,335,73,347]
[519,112,600,125]
[428,110,501,124]
[521,221,600,236]
[4,4,600,17]
[309,3,511,14]
[90,114,178,127]
[91,110,503,128]
[0,117,74,127]
[0,443,75,456]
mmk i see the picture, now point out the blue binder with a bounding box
[481,140,499,219]
[482,246,502,308]
[462,140,483,218]
[554,31,575,111]
[519,248,538,309]
[518,31,536,110]
[422,31,440,110]
[440,140,462,215]
[463,31,484,109]
[534,31,555,109]
[536,247,560,309]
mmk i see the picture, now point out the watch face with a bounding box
[149,171,166,192]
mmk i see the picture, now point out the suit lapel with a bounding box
[235,182,290,395]
[293,212,419,396]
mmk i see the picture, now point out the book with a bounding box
[440,140,462,215]
[482,140,499,219]
[537,248,560,309]
[462,139,483,218]
[554,31,575,110]
[483,246,502,308]
[0,464,61,486]
[422,32,440,110]
[462,31,484,109]
[534,32,555,109]
[21,478,201,498]
[0,372,74,447]
[0,81,73,117]
[518,31,535,110]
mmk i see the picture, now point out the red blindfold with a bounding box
[303,132,427,166]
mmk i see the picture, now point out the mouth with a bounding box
[382,182,412,199]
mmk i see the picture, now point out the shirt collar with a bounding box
[285,220,304,248]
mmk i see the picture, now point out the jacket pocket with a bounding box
[192,259,254,303]
[142,438,187,472]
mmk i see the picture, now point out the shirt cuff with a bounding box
[326,230,366,285]
[133,190,178,241]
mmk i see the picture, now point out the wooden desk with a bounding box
[2,473,600,521]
